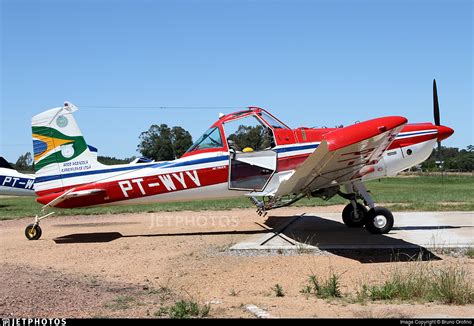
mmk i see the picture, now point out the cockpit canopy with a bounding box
[184,107,289,157]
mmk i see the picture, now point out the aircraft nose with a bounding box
[436,125,454,141]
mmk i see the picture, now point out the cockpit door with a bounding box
[228,150,277,191]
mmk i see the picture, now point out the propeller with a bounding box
[431,79,454,170]
[433,79,442,152]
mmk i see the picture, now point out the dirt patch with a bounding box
[0,263,140,318]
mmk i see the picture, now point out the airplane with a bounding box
[24,80,453,240]
[0,157,35,196]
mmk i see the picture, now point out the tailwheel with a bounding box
[342,202,368,227]
[25,224,42,240]
[365,207,394,234]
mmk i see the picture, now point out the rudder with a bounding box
[32,102,103,194]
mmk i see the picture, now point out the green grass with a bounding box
[1,175,473,220]
[0,196,253,220]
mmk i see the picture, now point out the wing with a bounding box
[275,116,407,197]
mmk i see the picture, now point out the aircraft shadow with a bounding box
[53,229,268,244]
[52,214,450,263]
[263,215,442,263]
[54,232,123,243]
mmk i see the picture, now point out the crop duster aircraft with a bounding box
[25,80,453,240]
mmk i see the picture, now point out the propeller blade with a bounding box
[433,79,440,126]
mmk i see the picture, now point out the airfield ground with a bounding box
[1,207,473,318]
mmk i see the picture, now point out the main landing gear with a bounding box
[340,181,394,234]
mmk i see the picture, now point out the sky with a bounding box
[1,0,472,162]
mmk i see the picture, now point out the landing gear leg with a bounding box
[342,181,394,234]
[24,212,54,240]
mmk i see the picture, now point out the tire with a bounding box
[342,202,368,227]
[365,207,394,234]
[25,224,42,240]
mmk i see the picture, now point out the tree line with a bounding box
[420,145,474,172]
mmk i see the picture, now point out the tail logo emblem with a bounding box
[56,116,68,128]
[61,144,75,158]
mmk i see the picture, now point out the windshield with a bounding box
[185,127,223,153]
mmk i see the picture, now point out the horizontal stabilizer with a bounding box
[37,188,106,208]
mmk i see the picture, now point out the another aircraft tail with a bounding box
[0,157,14,169]
[32,102,104,195]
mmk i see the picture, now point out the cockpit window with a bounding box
[224,115,275,151]
[185,127,223,153]
[257,112,289,129]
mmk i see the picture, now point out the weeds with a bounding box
[430,266,474,304]
[303,273,342,299]
[357,263,473,305]
[105,295,135,310]
[294,234,315,254]
[155,300,210,319]
[272,284,285,297]
[148,285,175,301]
[465,248,474,259]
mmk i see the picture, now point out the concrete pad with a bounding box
[230,211,473,251]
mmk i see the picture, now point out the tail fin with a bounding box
[32,102,103,194]
[0,157,14,170]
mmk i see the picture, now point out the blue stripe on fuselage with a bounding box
[274,143,319,153]
[35,143,320,184]
[36,163,164,183]
[395,130,437,138]
[35,156,229,183]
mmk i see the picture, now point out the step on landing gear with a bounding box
[340,181,394,234]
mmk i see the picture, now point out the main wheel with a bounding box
[365,207,394,234]
[25,224,42,240]
[342,202,368,227]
